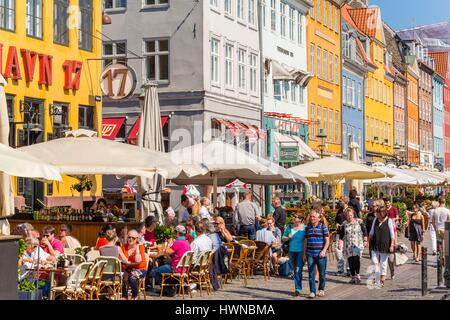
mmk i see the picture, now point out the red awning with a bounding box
[127,116,169,145]
[102,117,125,140]
[237,122,258,142]
[216,119,240,137]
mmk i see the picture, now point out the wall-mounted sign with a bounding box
[280,145,299,162]
[100,63,137,100]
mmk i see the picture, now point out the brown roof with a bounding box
[383,24,406,73]
[429,52,449,79]
[347,7,379,38]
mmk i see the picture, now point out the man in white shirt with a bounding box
[20,237,55,281]
[190,222,213,264]
[432,197,450,267]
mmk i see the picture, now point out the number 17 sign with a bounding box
[100,63,137,100]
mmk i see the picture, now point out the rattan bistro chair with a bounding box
[160,251,195,299]
[96,256,122,300]
[221,243,235,286]
[50,262,93,300]
[65,254,86,266]
[84,260,108,300]
[252,241,272,281]
[189,250,213,296]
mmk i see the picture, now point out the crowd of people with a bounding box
[12,188,450,300]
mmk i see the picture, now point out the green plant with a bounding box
[18,239,26,257]
[70,176,93,193]
[74,247,89,258]
[18,279,46,292]
[393,202,408,227]
[154,225,176,243]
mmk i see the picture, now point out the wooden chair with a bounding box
[226,241,247,285]
[190,250,213,296]
[251,241,272,281]
[239,240,256,283]
[328,231,337,261]
[50,262,93,300]
[96,256,122,300]
[84,260,108,300]
[160,251,195,299]
[221,243,235,286]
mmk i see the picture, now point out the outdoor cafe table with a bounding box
[26,265,76,300]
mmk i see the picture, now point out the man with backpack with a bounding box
[304,210,330,299]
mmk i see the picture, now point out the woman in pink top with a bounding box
[149,225,191,287]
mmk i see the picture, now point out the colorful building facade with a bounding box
[345,6,394,164]
[307,0,341,157]
[432,72,445,171]
[1,0,103,209]
[418,59,435,168]
[406,62,420,165]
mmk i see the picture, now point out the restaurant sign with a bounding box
[100,63,137,100]
[279,145,299,162]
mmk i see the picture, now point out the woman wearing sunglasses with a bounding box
[120,230,147,300]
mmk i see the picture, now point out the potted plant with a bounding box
[70,176,94,209]
[154,225,176,244]
[18,279,46,300]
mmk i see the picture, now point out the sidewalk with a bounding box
[146,232,449,300]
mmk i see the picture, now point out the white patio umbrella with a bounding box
[289,156,386,208]
[20,137,203,179]
[137,82,166,224]
[169,140,309,208]
[0,74,14,216]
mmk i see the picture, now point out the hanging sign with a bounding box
[100,63,137,100]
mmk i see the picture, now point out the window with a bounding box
[248,0,255,25]
[342,124,347,154]
[54,0,69,45]
[317,106,322,131]
[78,106,95,130]
[282,81,289,101]
[6,95,14,146]
[238,48,246,89]
[343,33,350,58]
[329,4,333,30]
[334,55,338,84]
[144,39,169,82]
[261,0,266,27]
[310,104,315,138]
[103,42,127,68]
[329,109,333,141]
[323,50,328,81]
[288,7,295,41]
[280,3,286,37]
[299,86,304,104]
[317,47,322,78]
[317,0,321,23]
[310,44,315,75]
[335,110,339,143]
[297,12,303,45]
[26,0,42,38]
[322,0,326,24]
[323,107,327,138]
[105,0,127,9]
[237,0,244,20]
[274,80,281,101]
[309,0,315,19]
[210,0,218,8]
[144,0,168,6]
[210,38,220,84]
[352,80,356,106]
[225,44,233,86]
[52,103,69,138]
[249,53,257,93]
[270,0,276,31]
[343,77,347,105]
[358,83,362,110]
[291,82,297,102]
[79,0,93,50]
[0,0,15,31]
[334,4,338,31]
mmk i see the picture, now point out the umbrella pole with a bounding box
[332,184,336,210]
[212,173,218,214]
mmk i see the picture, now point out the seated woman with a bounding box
[95,224,115,250]
[99,229,128,261]
[120,230,147,300]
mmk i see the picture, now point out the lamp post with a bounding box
[317,129,328,159]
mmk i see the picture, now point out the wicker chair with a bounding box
[221,243,235,285]
[65,254,86,266]
[251,241,272,281]
[160,251,195,298]
[189,250,213,296]
[239,240,257,283]
[84,260,108,300]
[50,262,93,300]
[96,256,122,300]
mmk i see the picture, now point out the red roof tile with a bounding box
[430,52,449,79]
[347,7,379,38]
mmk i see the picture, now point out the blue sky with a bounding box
[369,0,450,31]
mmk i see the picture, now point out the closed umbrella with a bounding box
[0,74,14,216]
[137,82,166,224]
[169,140,309,208]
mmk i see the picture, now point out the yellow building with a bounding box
[307,0,341,157]
[0,0,103,210]
[346,7,394,163]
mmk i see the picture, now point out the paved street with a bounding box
[145,234,449,300]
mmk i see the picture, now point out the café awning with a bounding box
[273,131,319,161]
[102,117,125,140]
[128,116,169,145]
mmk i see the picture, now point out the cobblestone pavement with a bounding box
[144,234,449,300]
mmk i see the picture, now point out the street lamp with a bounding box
[317,128,327,159]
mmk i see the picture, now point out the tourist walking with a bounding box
[369,205,395,287]
[233,191,261,240]
[304,210,330,298]
[431,197,450,268]
[271,197,287,234]
[335,197,348,275]
[337,208,368,284]
[407,203,425,262]
[428,201,439,255]
[282,214,307,296]
[348,190,362,219]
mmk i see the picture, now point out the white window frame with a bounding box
[297,12,303,45]
[103,41,127,68]
[143,0,169,8]
[280,2,286,38]
[211,37,220,85]
[143,38,170,83]
[270,0,276,32]
[237,0,245,21]
[289,7,295,41]
[238,47,246,90]
[0,0,15,31]
[248,0,256,26]
[249,52,258,93]
[310,43,315,75]
[323,49,328,81]
[26,0,43,39]
[105,0,127,10]
[225,43,234,88]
